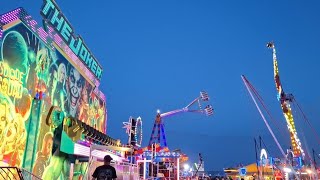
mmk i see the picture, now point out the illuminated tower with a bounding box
[267,42,304,157]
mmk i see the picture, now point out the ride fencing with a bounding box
[113,162,139,180]
[0,167,41,180]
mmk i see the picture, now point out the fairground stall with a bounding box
[0,0,136,179]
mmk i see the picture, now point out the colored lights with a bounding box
[73,143,124,162]
[200,91,209,101]
[142,151,181,158]
[0,5,111,178]
[283,167,292,173]
[134,117,143,147]
[41,0,103,80]
[149,91,214,148]
[0,8,102,87]
[270,42,304,157]
[184,164,190,171]
[306,169,312,174]
[0,8,21,24]
[204,105,214,116]
[123,116,143,147]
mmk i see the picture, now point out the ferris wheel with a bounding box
[134,117,143,147]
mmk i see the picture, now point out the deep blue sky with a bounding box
[2,0,320,170]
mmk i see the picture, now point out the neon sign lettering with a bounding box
[40,0,103,80]
[0,62,24,98]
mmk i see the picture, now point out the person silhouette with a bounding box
[92,155,117,180]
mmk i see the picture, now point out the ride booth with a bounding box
[135,145,188,180]
[87,144,139,180]
[138,150,181,180]
[0,1,135,179]
[256,150,307,180]
[59,116,138,179]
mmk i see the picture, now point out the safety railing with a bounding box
[20,168,42,180]
[113,161,139,180]
[0,167,42,180]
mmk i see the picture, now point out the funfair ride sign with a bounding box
[40,0,103,80]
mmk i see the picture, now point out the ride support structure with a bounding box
[135,91,213,180]
[267,42,304,158]
[148,91,214,148]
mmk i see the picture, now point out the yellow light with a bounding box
[0,61,24,99]
[306,169,312,174]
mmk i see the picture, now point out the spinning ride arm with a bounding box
[148,91,214,147]
[267,42,304,157]
[160,91,213,118]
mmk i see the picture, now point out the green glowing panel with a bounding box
[60,131,75,154]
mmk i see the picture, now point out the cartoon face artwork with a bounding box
[0,19,108,175]
[0,92,27,167]
[52,71,58,92]
[81,85,89,104]
[42,132,53,156]
[58,63,66,84]
[0,93,15,143]
[47,64,59,103]
[1,31,29,86]
[36,48,50,75]
[67,67,83,117]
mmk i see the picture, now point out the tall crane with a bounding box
[148,91,214,148]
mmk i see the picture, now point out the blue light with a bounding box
[239,168,247,176]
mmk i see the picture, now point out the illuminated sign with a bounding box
[260,149,268,166]
[239,168,246,176]
[260,148,267,160]
[0,62,24,98]
[40,0,103,80]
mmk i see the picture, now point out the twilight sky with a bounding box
[2,0,320,170]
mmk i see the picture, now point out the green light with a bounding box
[28,50,36,63]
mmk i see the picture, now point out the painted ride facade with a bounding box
[0,0,137,179]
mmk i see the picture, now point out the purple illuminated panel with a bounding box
[0,8,21,25]
[53,33,63,47]
[47,26,56,42]
[0,30,3,39]
[38,28,49,44]
[29,20,37,32]
[94,89,106,102]
[73,143,123,162]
